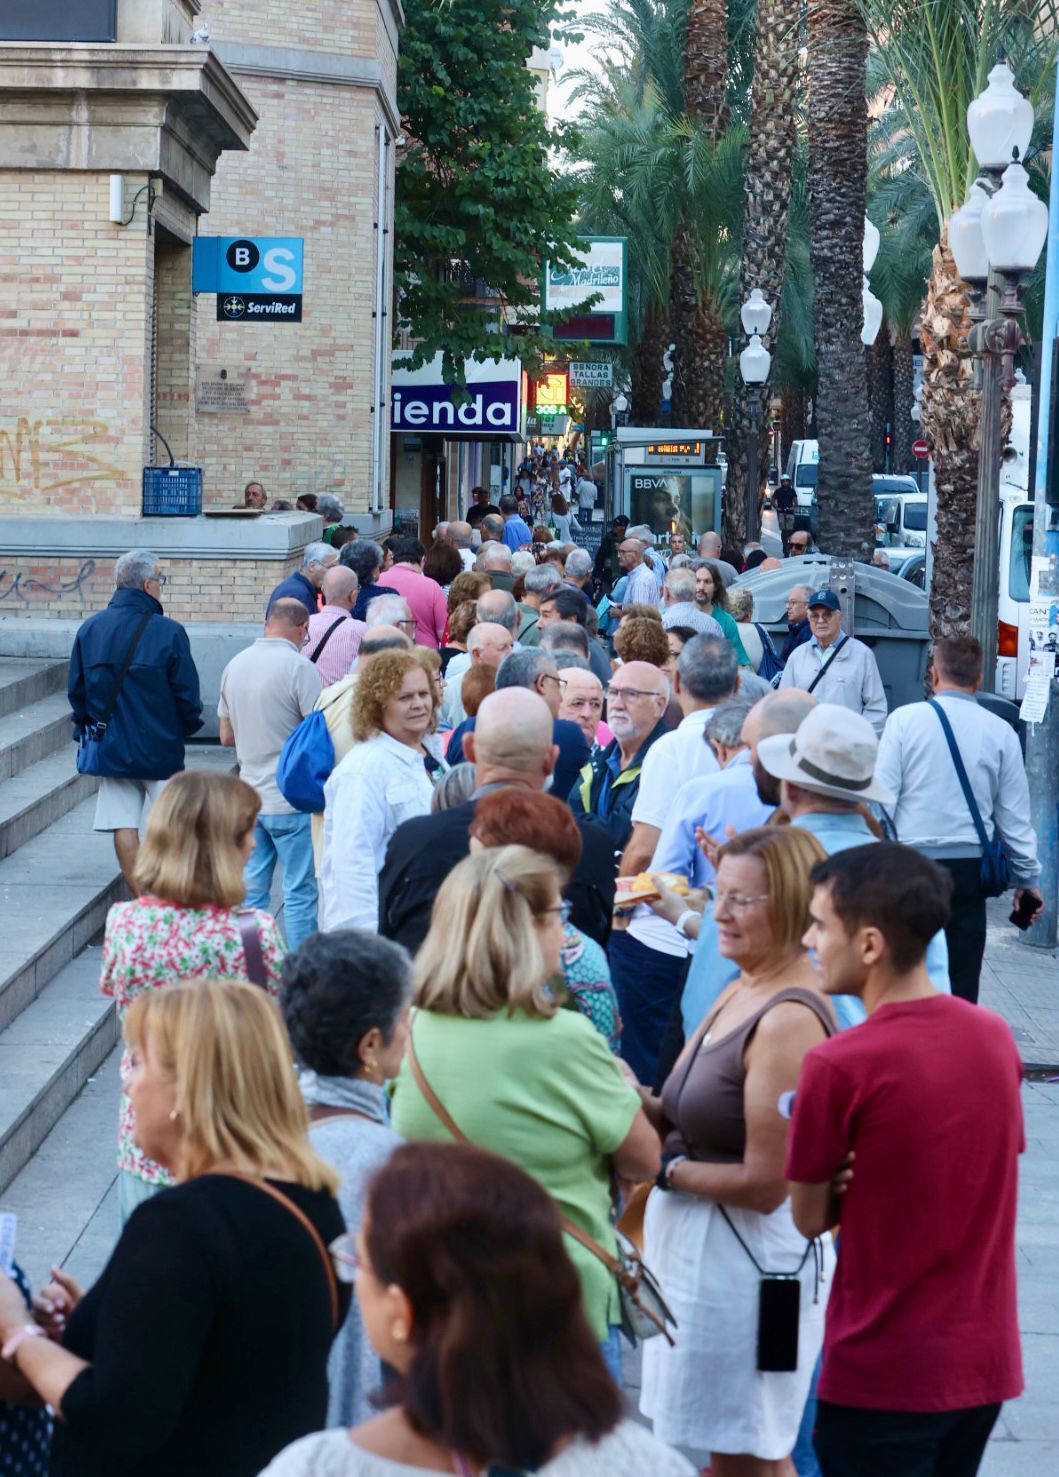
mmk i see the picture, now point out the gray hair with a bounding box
[340,538,384,586]
[477,543,512,570]
[511,550,537,577]
[565,548,593,579]
[524,564,564,597]
[495,646,556,690]
[727,586,754,622]
[430,762,477,813]
[476,589,518,632]
[665,567,697,603]
[735,670,774,702]
[626,523,656,545]
[366,593,413,627]
[669,554,693,570]
[114,549,158,590]
[552,652,591,672]
[540,623,590,658]
[302,540,336,571]
[706,698,754,750]
[677,634,738,703]
[661,603,723,638]
[316,494,345,522]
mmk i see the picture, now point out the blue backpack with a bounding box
[277,710,335,813]
[755,623,786,684]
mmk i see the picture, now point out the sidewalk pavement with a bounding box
[981,898,1059,1070]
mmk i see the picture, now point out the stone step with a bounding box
[0,749,99,861]
[0,947,116,1194]
[0,691,75,781]
[0,658,68,719]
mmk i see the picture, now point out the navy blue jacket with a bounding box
[68,588,203,780]
[781,616,812,663]
[445,716,590,803]
[266,570,318,618]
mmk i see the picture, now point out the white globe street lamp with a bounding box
[980,157,1050,274]
[740,288,772,338]
[861,277,883,346]
[738,292,773,541]
[863,216,880,275]
[949,183,991,286]
[967,60,1035,172]
[739,332,771,385]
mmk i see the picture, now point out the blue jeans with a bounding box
[244,812,318,952]
[599,1325,624,1386]
[793,1353,822,1476]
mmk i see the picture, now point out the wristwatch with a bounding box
[656,1152,688,1192]
[2,1322,44,1364]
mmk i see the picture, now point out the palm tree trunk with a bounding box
[867,332,893,471]
[892,331,915,472]
[919,242,979,641]
[807,0,874,559]
[669,226,701,426]
[781,384,807,450]
[725,0,800,545]
[631,303,669,424]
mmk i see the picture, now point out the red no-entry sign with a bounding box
[913,439,930,459]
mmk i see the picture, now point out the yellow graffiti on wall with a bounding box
[0,418,128,498]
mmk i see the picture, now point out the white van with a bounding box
[996,380,1034,699]
[784,440,819,507]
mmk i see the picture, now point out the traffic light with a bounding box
[597,431,611,449]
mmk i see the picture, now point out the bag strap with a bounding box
[308,615,348,665]
[806,634,848,696]
[718,1205,813,1277]
[405,1022,624,1277]
[928,699,992,850]
[93,611,153,731]
[236,909,268,990]
[222,1172,339,1329]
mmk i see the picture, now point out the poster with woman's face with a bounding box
[628,471,717,551]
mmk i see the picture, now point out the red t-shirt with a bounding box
[785,994,1024,1412]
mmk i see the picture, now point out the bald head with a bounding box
[476,588,518,632]
[606,659,667,754]
[359,625,413,659]
[466,622,515,667]
[699,531,722,557]
[464,688,557,788]
[742,690,816,805]
[449,520,473,550]
[321,564,359,609]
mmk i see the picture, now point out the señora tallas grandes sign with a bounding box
[390,354,526,438]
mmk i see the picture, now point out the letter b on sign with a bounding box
[226,239,259,273]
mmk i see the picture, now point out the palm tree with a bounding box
[723,0,803,541]
[807,0,874,559]
[856,0,1058,638]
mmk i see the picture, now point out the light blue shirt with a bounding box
[778,633,888,734]
[680,808,951,1037]
[501,514,533,551]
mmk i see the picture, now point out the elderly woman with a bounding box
[727,585,764,671]
[339,538,397,622]
[438,598,477,676]
[0,981,348,1477]
[640,826,836,1477]
[281,930,411,1427]
[468,789,621,1051]
[320,651,438,930]
[317,494,345,544]
[99,770,285,1222]
[393,846,660,1381]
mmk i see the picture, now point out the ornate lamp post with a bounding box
[862,217,883,347]
[949,60,1047,684]
[739,289,772,541]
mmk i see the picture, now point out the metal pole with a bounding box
[745,389,760,543]
[970,270,1002,687]
[1023,63,1059,951]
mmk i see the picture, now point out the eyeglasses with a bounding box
[606,686,661,704]
[329,1234,372,1285]
[536,900,573,924]
[147,572,167,587]
[539,672,562,689]
[712,889,770,913]
[789,541,809,551]
[396,619,416,631]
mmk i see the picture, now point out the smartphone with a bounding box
[1010,894,1039,931]
[757,1276,800,1372]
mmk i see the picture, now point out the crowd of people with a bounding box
[0,491,1044,1477]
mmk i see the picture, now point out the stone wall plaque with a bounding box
[195,367,251,415]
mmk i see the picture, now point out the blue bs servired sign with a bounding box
[192,237,304,324]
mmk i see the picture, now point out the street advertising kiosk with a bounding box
[611,429,724,555]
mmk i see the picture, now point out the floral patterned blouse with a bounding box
[100,896,285,1185]
[559,924,622,1053]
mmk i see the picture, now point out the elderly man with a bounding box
[365,592,417,642]
[376,536,447,648]
[446,647,589,800]
[266,540,337,617]
[476,538,516,593]
[627,523,668,582]
[218,599,322,950]
[439,621,515,729]
[570,660,669,854]
[697,530,739,585]
[537,585,611,684]
[499,493,533,551]
[302,565,365,686]
[479,512,505,544]
[616,537,661,608]
[69,548,202,890]
[782,584,813,660]
[380,688,615,951]
[518,563,564,645]
[241,478,267,510]
[779,588,887,733]
[449,519,476,571]
[564,546,594,593]
[661,567,724,638]
[559,665,607,750]
[443,588,519,691]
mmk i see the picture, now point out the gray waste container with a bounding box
[733,554,929,712]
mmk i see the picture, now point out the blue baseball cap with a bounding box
[808,589,841,611]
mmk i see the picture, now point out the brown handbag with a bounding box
[405,1022,676,1345]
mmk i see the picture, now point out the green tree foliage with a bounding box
[394,0,593,384]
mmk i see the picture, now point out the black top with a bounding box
[379,795,617,955]
[51,1175,349,1477]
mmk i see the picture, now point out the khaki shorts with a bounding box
[93,777,167,833]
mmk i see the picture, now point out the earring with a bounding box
[391,1323,408,1343]
[168,1108,180,1122]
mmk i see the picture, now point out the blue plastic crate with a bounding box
[142,466,202,517]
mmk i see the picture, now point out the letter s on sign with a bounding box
[262,247,297,292]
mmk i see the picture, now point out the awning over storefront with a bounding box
[391,352,527,442]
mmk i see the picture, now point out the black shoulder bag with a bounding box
[805,634,849,696]
[76,611,153,776]
[308,615,348,665]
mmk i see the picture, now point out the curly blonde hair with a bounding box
[351,649,439,742]
[614,617,670,668]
